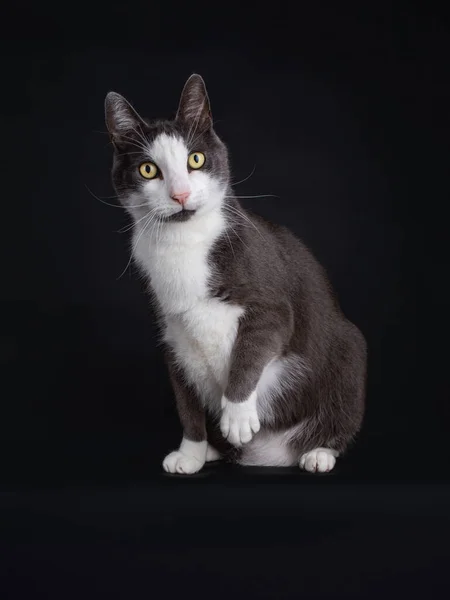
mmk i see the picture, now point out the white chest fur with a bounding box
[132,210,244,408]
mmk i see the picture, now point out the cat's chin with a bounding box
[161,208,197,223]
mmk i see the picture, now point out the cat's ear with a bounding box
[176,74,212,131]
[105,92,146,144]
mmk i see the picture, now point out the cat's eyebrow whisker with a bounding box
[121,132,147,146]
[188,131,204,152]
[118,134,149,153]
[189,120,209,150]
[130,125,151,149]
[116,151,147,158]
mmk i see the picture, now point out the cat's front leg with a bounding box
[220,303,292,446]
[162,350,207,475]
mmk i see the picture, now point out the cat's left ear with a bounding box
[105,92,146,145]
[176,74,212,131]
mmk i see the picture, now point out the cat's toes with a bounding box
[220,394,260,446]
[299,448,337,473]
[162,451,204,474]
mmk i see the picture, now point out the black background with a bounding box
[1,2,449,598]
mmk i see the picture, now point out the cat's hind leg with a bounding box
[239,428,340,471]
[295,321,366,473]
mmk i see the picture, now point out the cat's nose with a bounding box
[171,191,191,206]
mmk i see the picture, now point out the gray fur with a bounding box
[208,206,367,459]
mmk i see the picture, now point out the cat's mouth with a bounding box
[162,208,197,223]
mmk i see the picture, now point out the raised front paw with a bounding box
[162,450,204,474]
[220,392,260,446]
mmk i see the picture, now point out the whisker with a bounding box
[116,211,158,280]
[188,131,204,151]
[223,216,254,231]
[115,151,147,158]
[227,223,250,252]
[117,134,149,153]
[95,193,121,199]
[117,210,152,233]
[231,165,257,187]
[85,185,151,210]
[189,123,209,151]
[223,204,266,240]
[187,118,221,149]
[225,194,279,199]
[131,125,151,149]
[85,185,125,208]
[223,228,236,259]
[117,221,135,234]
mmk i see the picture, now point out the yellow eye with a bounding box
[188,152,205,169]
[139,162,159,179]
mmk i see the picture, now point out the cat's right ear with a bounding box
[104,92,145,146]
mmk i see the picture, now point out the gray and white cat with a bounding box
[104,74,367,475]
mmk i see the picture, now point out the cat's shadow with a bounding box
[160,460,340,480]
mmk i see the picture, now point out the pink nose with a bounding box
[171,191,190,206]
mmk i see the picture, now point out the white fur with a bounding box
[239,420,335,468]
[163,437,207,474]
[299,448,338,473]
[206,444,222,462]
[239,436,339,471]
[256,354,310,425]
[239,429,299,467]
[220,391,261,446]
[149,134,192,198]
[164,299,244,408]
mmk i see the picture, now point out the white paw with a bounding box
[162,451,204,474]
[220,392,260,446]
[299,448,338,473]
[162,438,207,474]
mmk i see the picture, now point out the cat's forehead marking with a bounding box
[147,133,188,169]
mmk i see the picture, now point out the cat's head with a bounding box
[105,74,229,224]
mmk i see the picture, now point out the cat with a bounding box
[104,74,367,475]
